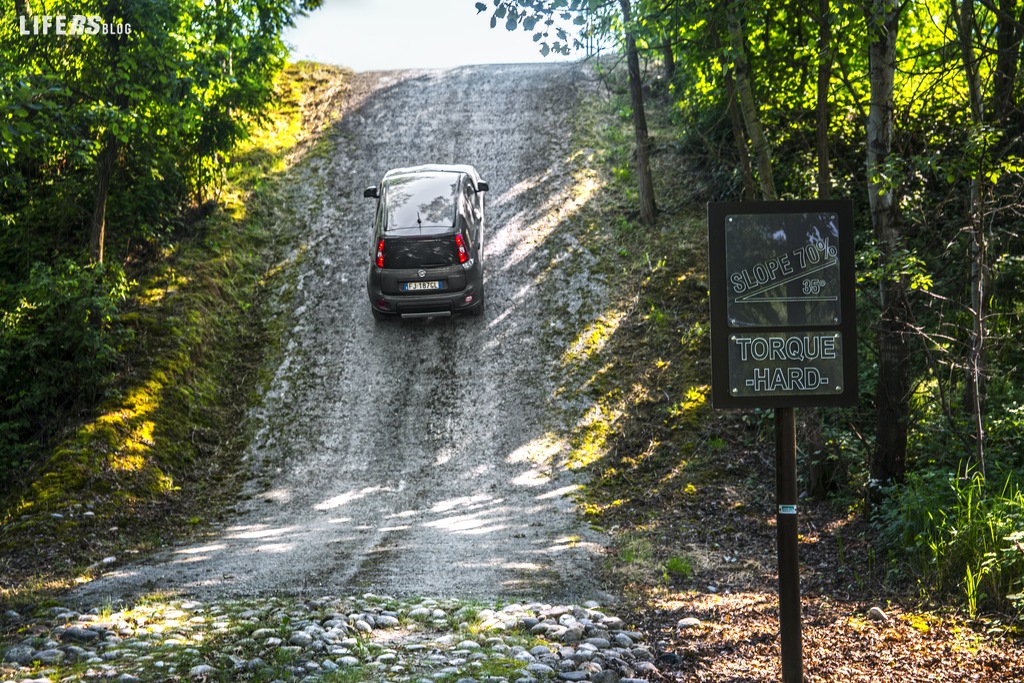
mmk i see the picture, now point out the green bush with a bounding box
[0,260,131,477]
[879,467,1024,618]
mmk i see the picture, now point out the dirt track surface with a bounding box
[75,63,609,605]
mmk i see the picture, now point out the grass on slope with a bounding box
[0,62,352,606]
[552,65,1024,681]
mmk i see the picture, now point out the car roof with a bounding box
[381,164,483,186]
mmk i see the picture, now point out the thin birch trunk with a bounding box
[727,4,777,201]
[620,0,657,225]
[866,0,911,490]
[807,0,836,497]
[954,0,988,477]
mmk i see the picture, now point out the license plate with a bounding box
[402,280,443,292]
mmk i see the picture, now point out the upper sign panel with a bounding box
[724,212,841,327]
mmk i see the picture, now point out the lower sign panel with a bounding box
[728,332,844,398]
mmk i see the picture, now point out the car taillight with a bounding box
[455,233,469,264]
[375,238,385,268]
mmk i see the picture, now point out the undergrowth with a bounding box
[878,468,1024,620]
[560,62,1024,629]
[549,65,778,597]
[0,62,352,606]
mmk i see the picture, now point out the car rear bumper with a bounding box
[368,283,483,317]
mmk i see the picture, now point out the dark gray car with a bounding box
[364,164,489,320]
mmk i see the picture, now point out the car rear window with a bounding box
[385,237,456,269]
[384,173,459,230]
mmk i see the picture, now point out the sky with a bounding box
[283,0,577,72]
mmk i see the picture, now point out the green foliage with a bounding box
[0,0,321,265]
[485,0,618,58]
[0,62,339,598]
[618,534,654,565]
[0,261,131,475]
[663,555,694,582]
[496,0,1024,619]
[0,3,324,593]
[0,0,322,480]
[877,466,1024,618]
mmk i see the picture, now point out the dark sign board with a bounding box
[708,200,857,408]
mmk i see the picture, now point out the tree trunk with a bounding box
[725,72,758,200]
[866,0,911,491]
[965,173,987,478]
[90,134,118,264]
[89,0,128,265]
[992,0,1022,119]
[620,0,657,225]
[806,0,835,498]
[710,23,758,200]
[954,0,989,477]
[956,0,985,123]
[662,37,676,84]
[727,3,777,201]
[815,0,833,200]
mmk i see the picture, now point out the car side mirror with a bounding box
[476,181,489,193]
[363,187,379,199]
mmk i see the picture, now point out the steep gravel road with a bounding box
[76,63,608,604]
